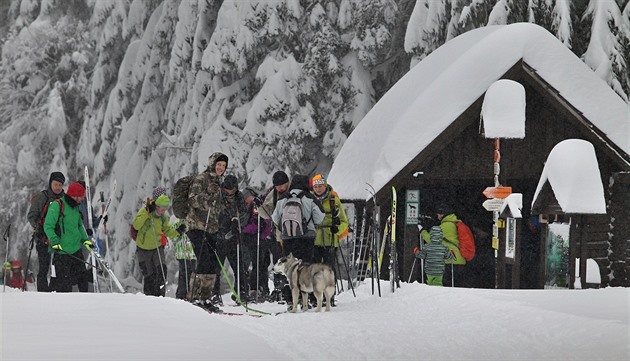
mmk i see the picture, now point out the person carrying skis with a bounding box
[272,174,325,307]
[45,182,92,292]
[27,171,66,292]
[185,152,228,311]
[132,194,184,297]
[241,187,272,300]
[419,204,466,286]
[258,170,290,302]
[214,175,249,302]
[311,174,348,306]
[414,226,454,286]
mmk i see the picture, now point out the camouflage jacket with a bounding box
[186,165,224,233]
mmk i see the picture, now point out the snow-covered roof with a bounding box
[532,139,606,214]
[328,23,630,201]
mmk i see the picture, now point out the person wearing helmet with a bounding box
[132,193,185,296]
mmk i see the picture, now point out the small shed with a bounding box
[531,139,607,289]
[328,23,630,288]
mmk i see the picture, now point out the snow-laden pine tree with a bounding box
[581,0,629,101]
[0,1,94,261]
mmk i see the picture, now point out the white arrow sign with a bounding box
[483,198,504,211]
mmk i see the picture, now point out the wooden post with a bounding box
[568,217,578,289]
[579,216,588,288]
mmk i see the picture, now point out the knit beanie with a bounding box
[152,186,166,200]
[49,172,66,186]
[290,175,310,191]
[155,194,171,207]
[310,174,326,187]
[272,171,289,186]
[66,182,86,198]
[435,203,452,216]
[222,174,238,190]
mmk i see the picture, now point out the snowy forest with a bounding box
[0,0,629,290]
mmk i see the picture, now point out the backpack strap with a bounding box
[290,191,313,229]
[51,199,65,237]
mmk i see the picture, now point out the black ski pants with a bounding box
[215,236,251,295]
[50,250,86,292]
[188,230,218,274]
[136,247,167,297]
[241,235,269,294]
[36,241,51,292]
[176,259,196,299]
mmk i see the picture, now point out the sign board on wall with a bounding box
[405,190,419,225]
[505,217,516,258]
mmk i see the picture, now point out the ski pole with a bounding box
[256,207,260,301]
[235,207,244,305]
[100,191,113,292]
[52,248,100,270]
[408,257,417,283]
[337,242,355,297]
[3,225,11,292]
[150,220,168,297]
[23,236,35,292]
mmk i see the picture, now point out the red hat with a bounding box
[11,260,21,269]
[66,182,86,198]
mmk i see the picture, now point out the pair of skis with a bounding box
[83,166,123,293]
[353,185,399,294]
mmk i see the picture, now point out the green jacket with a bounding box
[44,195,89,255]
[314,186,349,247]
[421,213,466,265]
[132,208,179,250]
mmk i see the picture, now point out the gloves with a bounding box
[99,214,108,223]
[330,225,339,234]
[86,228,94,237]
[52,244,63,251]
[2,262,10,270]
[413,247,420,256]
[176,223,186,234]
[252,196,263,207]
[83,240,93,251]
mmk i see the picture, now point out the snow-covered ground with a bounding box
[2,282,628,360]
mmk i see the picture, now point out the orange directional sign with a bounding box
[483,186,512,199]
